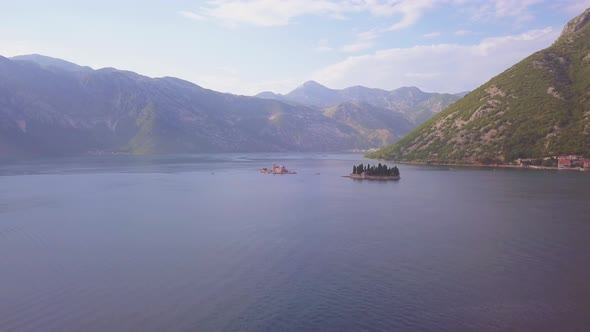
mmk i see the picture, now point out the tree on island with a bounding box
[352,163,400,176]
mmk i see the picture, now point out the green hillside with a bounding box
[369,8,590,164]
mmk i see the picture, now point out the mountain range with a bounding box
[369,7,590,163]
[257,81,462,125]
[0,54,461,158]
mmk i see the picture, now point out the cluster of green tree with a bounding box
[352,163,400,176]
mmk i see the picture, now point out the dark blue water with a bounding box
[1,154,589,331]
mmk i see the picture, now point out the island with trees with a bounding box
[348,163,400,180]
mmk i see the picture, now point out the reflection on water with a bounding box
[0,154,589,331]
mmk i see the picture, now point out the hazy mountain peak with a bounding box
[96,67,120,73]
[11,54,88,72]
[285,80,340,107]
[560,7,590,38]
[392,86,423,93]
[255,91,283,99]
[342,85,384,93]
[388,87,429,102]
[299,80,329,90]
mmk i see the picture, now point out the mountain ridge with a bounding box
[0,55,373,157]
[255,81,463,146]
[256,81,462,124]
[0,54,462,158]
[11,54,93,72]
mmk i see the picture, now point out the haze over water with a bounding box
[1,154,589,331]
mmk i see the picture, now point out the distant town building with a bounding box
[558,156,573,169]
[557,155,590,170]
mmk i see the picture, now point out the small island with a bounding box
[347,163,400,180]
[260,164,297,174]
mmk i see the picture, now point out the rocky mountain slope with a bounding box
[323,102,414,147]
[369,8,590,163]
[0,55,373,157]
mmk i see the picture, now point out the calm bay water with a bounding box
[1,153,589,331]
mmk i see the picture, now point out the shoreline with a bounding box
[379,160,589,172]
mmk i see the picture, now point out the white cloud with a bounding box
[404,72,440,78]
[315,39,333,52]
[311,27,559,93]
[454,29,475,36]
[423,31,441,38]
[559,0,590,15]
[190,0,351,27]
[339,42,374,53]
[178,10,207,21]
[339,30,378,53]
[491,0,542,17]
[182,0,444,29]
[384,0,439,31]
[466,0,543,23]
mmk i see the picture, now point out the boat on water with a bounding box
[260,164,297,174]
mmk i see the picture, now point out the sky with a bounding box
[1,0,589,95]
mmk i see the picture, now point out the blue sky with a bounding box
[1,0,589,95]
